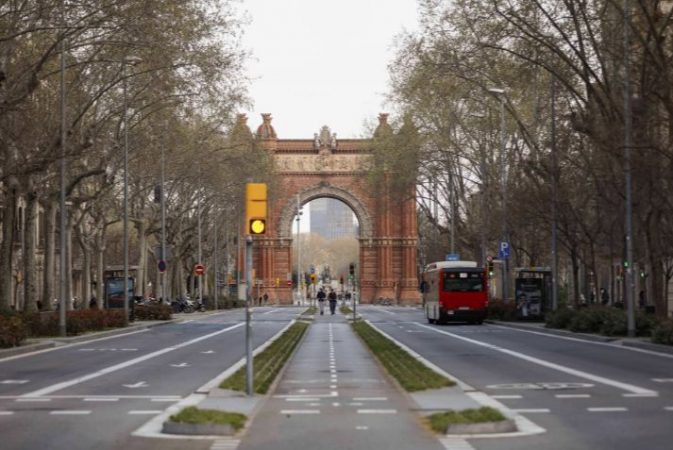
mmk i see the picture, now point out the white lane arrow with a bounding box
[200,350,215,354]
[1,380,29,384]
[170,363,190,368]
[123,381,148,389]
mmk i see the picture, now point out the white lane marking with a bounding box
[330,385,337,389]
[50,410,91,415]
[263,309,277,315]
[349,402,364,406]
[587,407,628,412]
[491,395,522,399]
[332,402,340,407]
[308,403,321,406]
[511,409,551,414]
[623,393,658,397]
[356,426,369,430]
[123,381,148,389]
[201,350,215,354]
[210,440,240,450]
[170,363,190,368]
[275,391,338,399]
[353,397,387,401]
[555,394,590,399]
[84,397,119,402]
[379,309,397,315]
[417,323,657,395]
[151,398,178,402]
[0,411,15,415]
[440,437,475,450]
[664,407,673,411]
[3,395,180,400]
[491,324,673,360]
[357,409,397,414]
[16,398,51,402]
[128,410,163,415]
[652,378,673,382]
[280,409,320,414]
[22,322,245,398]
[285,398,320,402]
[181,320,194,324]
[0,380,29,384]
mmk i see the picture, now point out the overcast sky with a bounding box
[238,0,419,139]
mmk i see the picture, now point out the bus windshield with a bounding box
[442,271,484,292]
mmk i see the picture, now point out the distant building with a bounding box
[310,198,358,239]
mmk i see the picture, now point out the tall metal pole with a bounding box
[551,76,559,311]
[58,0,67,337]
[214,220,219,310]
[122,60,130,326]
[236,207,241,299]
[499,95,508,302]
[623,0,635,337]
[245,235,253,396]
[160,142,166,303]
[197,190,202,306]
[296,194,301,304]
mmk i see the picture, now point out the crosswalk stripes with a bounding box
[210,439,240,450]
[439,437,475,450]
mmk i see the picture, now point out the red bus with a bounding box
[422,261,488,324]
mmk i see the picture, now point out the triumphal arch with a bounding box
[239,113,420,304]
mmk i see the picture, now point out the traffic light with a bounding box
[486,256,494,277]
[245,183,267,235]
[349,263,355,276]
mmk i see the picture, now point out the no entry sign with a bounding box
[194,264,205,276]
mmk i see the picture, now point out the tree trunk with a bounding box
[23,189,39,312]
[94,231,105,309]
[0,187,17,311]
[42,200,57,311]
[65,215,73,310]
[570,246,580,308]
[136,220,147,298]
[78,226,91,310]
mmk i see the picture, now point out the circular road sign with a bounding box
[286,280,292,287]
[158,260,167,273]
[194,264,205,276]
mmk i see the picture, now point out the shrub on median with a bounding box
[545,308,576,329]
[21,309,126,337]
[486,299,517,321]
[0,313,27,348]
[169,406,247,431]
[651,319,673,345]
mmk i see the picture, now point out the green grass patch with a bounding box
[169,406,247,431]
[426,407,507,433]
[219,321,309,394]
[352,320,454,391]
[303,306,317,315]
[340,305,353,315]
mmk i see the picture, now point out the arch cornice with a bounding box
[278,183,373,240]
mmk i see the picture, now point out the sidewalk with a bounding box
[234,313,448,450]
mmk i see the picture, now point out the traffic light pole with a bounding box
[245,235,253,396]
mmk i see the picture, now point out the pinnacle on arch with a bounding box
[374,112,393,137]
[231,113,253,139]
[256,113,277,139]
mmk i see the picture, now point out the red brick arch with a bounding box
[245,114,420,304]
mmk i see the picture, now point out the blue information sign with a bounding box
[445,253,460,261]
[498,241,510,259]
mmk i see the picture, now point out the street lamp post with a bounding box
[160,139,166,303]
[295,194,302,305]
[488,87,508,302]
[550,76,559,311]
[58,0,67,337]
[623,0,635,337]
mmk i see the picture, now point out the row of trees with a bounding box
[0,1,269,313]
[377,0,673,316]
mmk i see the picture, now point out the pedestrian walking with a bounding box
[317,288,326,315]
[600,288,609,305]
[328,289,337,315]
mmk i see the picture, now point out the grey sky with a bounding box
[239,0,419,139]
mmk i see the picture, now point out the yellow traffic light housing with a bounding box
[246,183,267,235]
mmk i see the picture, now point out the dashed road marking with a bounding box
[349,402,364,406]
[356,426,369,430]
[664,406,673,411]
[16,398,50,402]
[353,397,387,401]
[357,409,397,414]
[652,378,673,383]
[491,395,522,399]
[623,393,658,397]
[587,407,627,412]
[50,410,91,415]
[511,408,550,414]
[285,398,320,402]
[0,411,15,415]
[210,439,240,450]
[151,398,177,402]
[280,409,320,414]
[556,394,590,399]
[0,380,29,384]
[439,437,475,450]
[84,397,119,402]
[128,410,163,415]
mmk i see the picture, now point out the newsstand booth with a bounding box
[514,267,552,319]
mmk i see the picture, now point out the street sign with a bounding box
[310,265,315,274]
[498,241,510,259]
[445,253,460,261]
[286,280,292,287]
[194,264,205,276]
[158,260,167,273]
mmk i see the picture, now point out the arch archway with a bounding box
[244,114,420,304]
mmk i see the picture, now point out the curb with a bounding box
[486,320,616,342]
[445,419,516,434]
[622,339,673,355]
[162,421,236,436]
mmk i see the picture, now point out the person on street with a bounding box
[600,288,609,305]
[328,289,337,315]
[317,288,326,315]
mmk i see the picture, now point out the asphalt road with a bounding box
[0,307,300,450]
[357,305,673,450]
